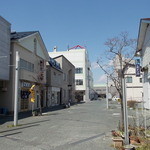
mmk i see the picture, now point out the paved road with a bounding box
[0,100,121,150]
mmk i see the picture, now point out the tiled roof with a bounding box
[48,57,62,71]
[141,18,150,21]
[11,31,38,40]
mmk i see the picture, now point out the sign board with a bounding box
[135,59,140,77]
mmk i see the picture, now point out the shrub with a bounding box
[127,100,137,108]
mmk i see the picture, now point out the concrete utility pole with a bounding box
[106,75,109,109]
[122,75,129,145]
[119,55,129,145]
[14,51,19,126]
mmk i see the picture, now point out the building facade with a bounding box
[46,57,63,106]
[137,18,150,109]
[3,31,49,113]
[53,55,75,104]
[0,16,11,113]
[0,16,10,80]
[125,65,143,102]
[49,45,93,102]
[113,56,143,102]
[93,84,106,98]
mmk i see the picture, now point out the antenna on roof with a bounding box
[53,46,57,52]
[67,44,69,51]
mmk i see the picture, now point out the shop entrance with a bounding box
[21,90,30,111]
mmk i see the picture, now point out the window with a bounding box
[126,76,132,83]
[34,38,37,53]
[75,68,83,74]
[20,58,34,72]
[76,79,83,85]
[63,73,67,81]
[139,78,142,83]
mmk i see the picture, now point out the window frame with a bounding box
[75,79,83,85]
[75,68,83,74]
[126,76,132,83]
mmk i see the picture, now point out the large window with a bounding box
[75,68,83,74]
[126,76,132,83]
[76,79,83,85]
[20,59,34,72]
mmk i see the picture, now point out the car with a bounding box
[112,96,120,102]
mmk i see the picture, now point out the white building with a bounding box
[49,45,93,102]
[125,64,143,102]
[113,55,143,102]
[137,18,150,109]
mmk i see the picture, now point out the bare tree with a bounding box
[97,32,137,129]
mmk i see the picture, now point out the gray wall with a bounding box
[0,16,11,80]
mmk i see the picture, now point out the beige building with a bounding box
[3,31,49,113]
[46,57,63,106]
[53,55,75,104]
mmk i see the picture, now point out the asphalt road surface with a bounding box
[0,100,121,150]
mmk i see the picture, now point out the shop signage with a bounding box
[135,59,140,77]
[22,82,31,88]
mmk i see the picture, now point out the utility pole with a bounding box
[119,54,129,145]
[106,75,109,109]
[122,75,129,145]
[14,51,19,126]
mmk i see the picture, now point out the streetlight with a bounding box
[14,51,20,126]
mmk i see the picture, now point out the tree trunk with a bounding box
[119,93,124,131]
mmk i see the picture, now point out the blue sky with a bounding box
[0,0,150,85]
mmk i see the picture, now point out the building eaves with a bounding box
[53,55,75,68]
[11,31,38,40]
[0,16,11,26]
[137,18,150,52]
[48,57,62,72]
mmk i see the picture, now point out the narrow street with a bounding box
[0,100,121,150]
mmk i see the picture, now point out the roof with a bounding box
[69,45,85,50]
[11,31,38,40]
[53,55,75,68]
[93,84,106,87]
[142,18,150,21]
[137,18,150,52]
[0,16,11,25]
[11,31,49,61]
[48,57,62,72]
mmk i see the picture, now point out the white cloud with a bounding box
[98,74,107,83]
[91,62,99,69]
[108,60,113,66]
